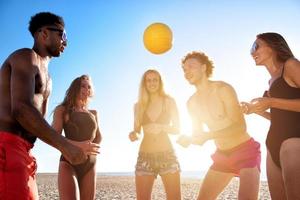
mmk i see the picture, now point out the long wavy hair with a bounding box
[257,32,294,63]
[135,69,168,124]
[59,75,94,114]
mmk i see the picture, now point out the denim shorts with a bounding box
[135,150,180,178]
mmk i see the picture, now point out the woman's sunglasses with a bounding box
[250,42,259,54]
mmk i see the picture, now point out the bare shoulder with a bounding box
[214,80,233,89]
[165,95,175,104]
[89,109,98,116]
[214,81,234,92]
[134,102,139,110]
[285,58,300,74]
[52,105,66,122]
[9,48,36,62]
[285,58,300,86]
[214,81,237,98]
[164,96,177,111]
[9,48,39,71]
[285,57,300,66]
[89,110,98,118]
[54,105,66,115]
[187,92,197,108]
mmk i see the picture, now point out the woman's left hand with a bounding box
[250,97,272,113]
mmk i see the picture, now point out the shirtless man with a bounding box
[177,51,261,200]
[0,12,99,200]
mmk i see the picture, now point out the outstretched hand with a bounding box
[60,140,100,165]
[192,133,209,145]
[241,97,271,115]
[61,142,87,165]
[250,97,271,113]
[240,101,252,114]
[73,140,100,156]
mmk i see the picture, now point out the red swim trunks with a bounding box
[0,131,38,200]
[210,138,261,176]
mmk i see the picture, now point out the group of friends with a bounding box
[0,11,299,200]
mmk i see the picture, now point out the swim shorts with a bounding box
[135,150,180,178]
[0,131,38,200]
[210,138,261,176]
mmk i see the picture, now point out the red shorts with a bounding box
[210,138,261,176]
[0,131,38,200]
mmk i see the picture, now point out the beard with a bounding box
[47,45,61,57]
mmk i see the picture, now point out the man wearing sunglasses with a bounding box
[0,12,99,200]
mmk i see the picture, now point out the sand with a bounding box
[37,174,271,200]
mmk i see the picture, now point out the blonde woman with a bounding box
[129,69,181,200]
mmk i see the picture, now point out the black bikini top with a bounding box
[141,99,171,125]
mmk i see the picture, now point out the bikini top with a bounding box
[63,111,97,141]
[141,99,171,125]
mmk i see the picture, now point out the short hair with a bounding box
[257,32,294,63]
[28,12,65,37]
[181,51,214,77]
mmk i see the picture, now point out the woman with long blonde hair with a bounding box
[129,69,181,200]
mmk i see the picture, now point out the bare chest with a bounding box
[191,92,226,123]
[34,68,51,105]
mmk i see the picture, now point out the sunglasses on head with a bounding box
[46,27,67,42]
[250,41,259,54]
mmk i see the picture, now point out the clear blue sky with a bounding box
[1,0,300,176]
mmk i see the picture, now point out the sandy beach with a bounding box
[37,173,270,200]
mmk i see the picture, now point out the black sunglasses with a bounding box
[250,42,259,54]
[46,27,67,42]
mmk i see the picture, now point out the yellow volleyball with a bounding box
[143,23,173,54]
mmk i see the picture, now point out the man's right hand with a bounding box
[61,140,100,165]
[176,135,192,148]
[61,142,87,165]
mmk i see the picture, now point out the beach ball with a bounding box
[143,23,173,54]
